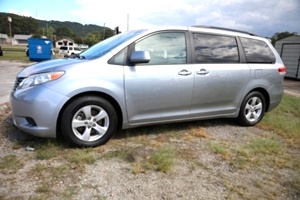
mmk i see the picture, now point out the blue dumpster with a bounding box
[28,38,53,62]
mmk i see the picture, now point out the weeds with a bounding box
[31,163,68,180]
[66,148,96,165]
[149,146,176,172]
[62,186,78,199]
[35,140,65,160]
[246,136,282,155]
[259,94,300,144]
[36,184,52,193]
[102,149,132,161]
[0,154,23,172]
[209,141,231,160]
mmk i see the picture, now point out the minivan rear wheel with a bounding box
[60,96,117,147]
[238,91,266,126]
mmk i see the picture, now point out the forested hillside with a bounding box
[0,12,114,46]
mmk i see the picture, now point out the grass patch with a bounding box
[36,184,52,193]
[62,186,78,199]
[258,94,300,144]
[123,146,177,174]
[149,146,176,172]
[246,136,281,155]
[35,140,65,160]
[102,149,136,163]
[0,154,23,172]
[66,148,96,165]
[1,44,27,52]
[232,136,284,169]
[209,141,231,160]
[102,149,131,160]
[0,51,30,62]
[31,163,69,179]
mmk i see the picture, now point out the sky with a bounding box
[0,0,299,37]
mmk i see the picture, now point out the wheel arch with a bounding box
[248,87,270,112]
[56,91,123,138]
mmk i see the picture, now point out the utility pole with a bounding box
[7,16,12,38]
[102,23,106,40]
[127,14,129,31]
[7,16,12,45]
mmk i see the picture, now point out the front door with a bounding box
[124,31,194,124]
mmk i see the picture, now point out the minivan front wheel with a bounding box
[60,96,117,147]
[238,91,266,126]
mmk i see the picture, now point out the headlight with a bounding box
[18,71,65,90]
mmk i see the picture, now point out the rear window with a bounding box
[193,33,239,63]
[240,37,275,63]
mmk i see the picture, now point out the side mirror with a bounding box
[129,51,150,64]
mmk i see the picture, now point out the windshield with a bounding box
[80,29,146,59]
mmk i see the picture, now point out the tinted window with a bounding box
[135,32,186,65]
[240,37,275,63]
[193,33,239,63]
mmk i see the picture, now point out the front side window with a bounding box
[240,37,275,63]
[193,33,239,63]
[135,32,187,65]
[108,48,128,65]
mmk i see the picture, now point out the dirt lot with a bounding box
[0,61,299,199]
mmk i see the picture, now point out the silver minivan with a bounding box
[10,26,286,147]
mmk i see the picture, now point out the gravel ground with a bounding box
[1,102,299,200]
[0,60,299,199]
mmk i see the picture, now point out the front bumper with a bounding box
[10,85,69,138]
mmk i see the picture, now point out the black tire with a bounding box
[60,96,117,147]
[238,91,266,126]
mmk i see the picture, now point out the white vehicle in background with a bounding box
[58,46,82,57]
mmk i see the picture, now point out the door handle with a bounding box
[178,69,192,76]
[196,69,209,75]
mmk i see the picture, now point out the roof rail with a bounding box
[192,25,258,36]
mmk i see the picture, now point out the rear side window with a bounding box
[193,33,239,63]
[240,37,275,63]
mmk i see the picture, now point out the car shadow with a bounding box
[0,114,239,148]
[0,115,67,149]
[113,118,239,140]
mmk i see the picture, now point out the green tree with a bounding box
[46,26,55,39]
[271,31,295,45]
[84,32,101,46]
[103,28,114,40]
[74,36,84,44]
[55,27,74,38]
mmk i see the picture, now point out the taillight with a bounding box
[278,66,286,75]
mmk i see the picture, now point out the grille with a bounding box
[13,77,25,91]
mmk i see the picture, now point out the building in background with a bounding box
[275,34,300,80]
